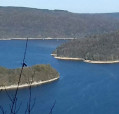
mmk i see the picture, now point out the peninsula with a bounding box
[52,31,119,63]
[0,64,59,90]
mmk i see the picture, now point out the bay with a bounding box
[0,39,119,114]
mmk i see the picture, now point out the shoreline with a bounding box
[0,38,75,40]
[0,77,59,90]
[51,54,119,64]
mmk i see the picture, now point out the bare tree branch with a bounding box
[10,38,28,114]
[49,100,56,114]
[0,105,6,114]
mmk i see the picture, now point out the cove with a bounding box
[0,39,119,114]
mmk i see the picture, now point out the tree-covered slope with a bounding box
[53,31,119,61]
[0,64,59,87]
[1,7,119,38]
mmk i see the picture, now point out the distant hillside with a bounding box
[52,31,119,62]
[1,7,119,38]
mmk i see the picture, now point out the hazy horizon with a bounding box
[0,0,119,13]
[0,6,119,14]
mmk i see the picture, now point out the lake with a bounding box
[0,39,119,114]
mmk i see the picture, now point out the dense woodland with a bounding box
[0,64,59,87]
[53,31,119,61]
[1,7,119,38]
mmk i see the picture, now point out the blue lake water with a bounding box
[0,39,119,114]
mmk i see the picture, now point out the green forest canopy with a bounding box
[0,64,59,87]
[53,31,119,61]
[1,7,119,38]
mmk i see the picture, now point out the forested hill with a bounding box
[53,31,119,61]
[0,64,59,87]
[1,7,119,38]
